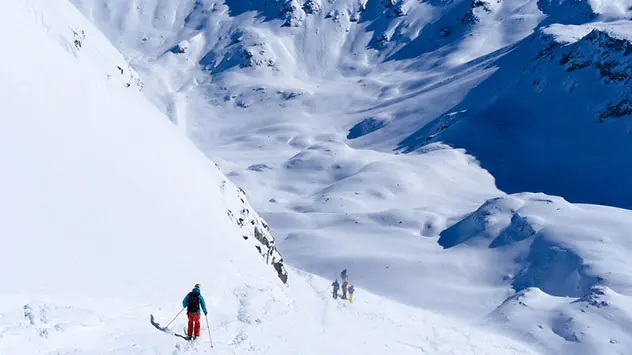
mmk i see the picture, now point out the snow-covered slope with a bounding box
[441,193,632,354]
[0,0,291,350]
[401,20,632,208]
[66,0,632,209]
[0,0,548,354]
[2,0,297,296]
[43,0,632,354]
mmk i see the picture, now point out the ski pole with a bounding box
[205,314,214,348]
[165,307,186,329]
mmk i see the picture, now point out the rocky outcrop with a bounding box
[220,176,288,284]
[302,0,321,15]
[281,0,306,27]
[537,28,632,123]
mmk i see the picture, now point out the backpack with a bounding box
[187,292,200,313]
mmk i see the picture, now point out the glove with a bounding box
[204,312,208,316]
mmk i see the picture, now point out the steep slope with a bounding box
[2,0,287,287]
[401,21,632,208]
[0,0,290,350]
[0,2,292,290]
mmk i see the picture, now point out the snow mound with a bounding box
[440,193,632,296]
[487,285,632,354]
[441,193,632,354]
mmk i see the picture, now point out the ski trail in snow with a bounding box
[396,340,428,352]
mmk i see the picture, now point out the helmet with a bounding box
[194,283,201,289]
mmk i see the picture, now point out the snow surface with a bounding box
[4,0,632,354]
[0,0,545,354]
[545,20,632,43]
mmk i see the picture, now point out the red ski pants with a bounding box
[187,313,201,337]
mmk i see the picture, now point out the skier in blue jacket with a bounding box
[331,280,340,299]
[182,283,208,340]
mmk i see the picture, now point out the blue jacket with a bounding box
[182,287,207,314]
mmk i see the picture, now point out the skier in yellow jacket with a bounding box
[348,284,355,303]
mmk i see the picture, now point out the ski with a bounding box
[149,315,190,340]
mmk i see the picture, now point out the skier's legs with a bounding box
[187,313,194,336]
[192,314,201,337]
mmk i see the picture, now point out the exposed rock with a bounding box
[302,0,321,14]
[599,98,632,122]
[347,117,388,139]
[578,285,610,308]
[224,185,288,283]
[281,0,306,27]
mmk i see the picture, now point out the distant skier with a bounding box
[331,280,340,299]
[182,283,208,340]
[340,269,348,282]
[348,285,355,303]
[342,280,348,300]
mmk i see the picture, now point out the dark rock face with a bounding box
[222,179,289,284]
[578,285,610,308]
[347,118,388,139]
[302,0,321,14]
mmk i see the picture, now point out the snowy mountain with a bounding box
[400,20,632,208]
[4,0,632,353]
[69,0,632,208]
[0,0,549,354]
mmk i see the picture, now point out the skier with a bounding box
[331,279,340,299]
[182,283,208,340]
[342,280,348,300]
[348,284,355,303]
[340,269,348,282]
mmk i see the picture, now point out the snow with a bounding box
[444,193,632,354]
[589,0,632,20]
[545,20,632,43]
[0,0,544,354]
[4,0,632,354]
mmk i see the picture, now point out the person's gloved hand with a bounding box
[204,312,208,316]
